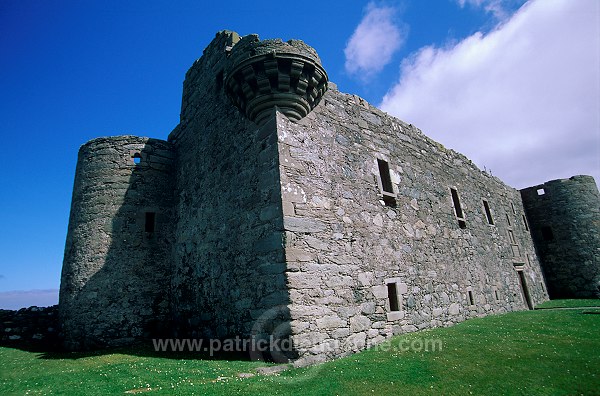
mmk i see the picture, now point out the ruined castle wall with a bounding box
[168,31,290,341]
[521,176,600,298]
[277,88,548,365]
[59,136,175,349]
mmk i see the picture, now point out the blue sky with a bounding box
[0,0,598,309]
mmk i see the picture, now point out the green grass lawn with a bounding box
[1,301,599,395]
[535,299,600,309]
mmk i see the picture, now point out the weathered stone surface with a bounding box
[521,176,600,298]
[349,315,371,332]
[283,216,326,233]
[316,315,346,330]
[60,136,175,350]
[0,306,59,350]
[59,30,597,368]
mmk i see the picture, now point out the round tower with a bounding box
[59,136,176,349]
[224,34,328,125]
[521,175,600,298]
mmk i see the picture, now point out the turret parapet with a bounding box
[224,34,328,125]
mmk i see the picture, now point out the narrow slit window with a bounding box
[377,159,394,194]
[133,152,141,165]
[494,290,499,301]
[145,212,156,233]
[510,202,516,214]
[468,290,475,305]
[387,283,400,312]
[483,200,494,225]
[505,212,512,226]
[508,229,516,244]
[522,214,529,231]
[377,159,396,207]
[450,188,466,228]
[541,226,554,241]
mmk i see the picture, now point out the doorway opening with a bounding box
[516,270,533,310]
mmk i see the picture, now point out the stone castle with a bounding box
[59,30,600,365]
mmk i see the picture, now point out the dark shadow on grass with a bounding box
[2,338,264,362]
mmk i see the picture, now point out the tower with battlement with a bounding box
[59,30,598,364]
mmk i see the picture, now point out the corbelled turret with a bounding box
[225,34,328,126]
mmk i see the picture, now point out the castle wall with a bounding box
[521,176,600,298]
[59,136,175,349]
[277,89,548,365]
[168,32,290,343]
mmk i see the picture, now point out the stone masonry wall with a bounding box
[0,306,59,351]
[521,176,600,298]
[277,88,548,365]
[168,31,290,342]
[60,136,175,349]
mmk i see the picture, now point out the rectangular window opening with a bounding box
[541,226,554,241]
[468,290,474,305]
[451,188,466,228]
[537,188,545,196]
[522,214,529,231]
[387,283,400,312]
[145,212,156,233]
[483,200,494,225]
[377,159,394,194]
[377,159,396,207]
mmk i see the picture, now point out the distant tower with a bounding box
[521,175,600,298]
[59,136,175,349]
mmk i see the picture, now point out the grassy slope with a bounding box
[1,303,599,395]
[535,299,600,309]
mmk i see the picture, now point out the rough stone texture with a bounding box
[168,31,289,344]
[276,89,547,365]
[58,30,600,365]
[0,306,59,350]
[521,176,600,298]
[225,34,328,125]
[60,136,175,349]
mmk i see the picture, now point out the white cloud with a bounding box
[344,2,407,79]
[380,0,600,189]
[456,0,519,20]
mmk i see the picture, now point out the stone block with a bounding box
[449,303,460,315]
[283,216,326,233]
[332,328,350,339]
[316,315,346,330]
[349,315,371,332]
[290,305,333,318]
[386,311,405,321]
[372,285,388,299]
[285,248,315,262]
[344,332,366,351]
[358,272,374,287]
[287,272,322,289]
